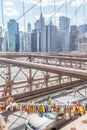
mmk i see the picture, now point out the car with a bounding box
[25,112,62,130]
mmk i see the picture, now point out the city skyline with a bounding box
[0,0,87,32]
[0,15,87,53]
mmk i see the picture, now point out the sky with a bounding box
[0,0,87,32]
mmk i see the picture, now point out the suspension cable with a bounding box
[40,0,42,14]
[70,0,85,23]
[65,0,68,29]
[3,0,41,32]
[23,1,26,32]
[83,0,85,33]
[75,0,77,26]
[1,0,4,34]
[65,0,67,18]
[54,0,56,25]
[46,3,65,24]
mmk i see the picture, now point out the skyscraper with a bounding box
[59,16,70,30]
[39,12,45,31]
[70,25,77,32]
[0,37,3,51]
[34,13,45,32]
[0,27,2,37]
[78,24,87,38]
[41,23,57,52]
[2,31,8,52]
[27,22,31,33]
[31,29,41,52]
[0,27,3,51]
[19,32,31,52]
[58,16,70,52]
[7,19,19,52]
[78,33,87,52]
[70,25,78,51]
[32,13,45,52]
[34,20,40,30]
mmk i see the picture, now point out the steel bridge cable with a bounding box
[75,0,77,26]
[16,0,41,21]
[82,0,86,42]
[44,1,68,47]
[40,1,64,47]
[83,0,85,33]
[40,0,42,14]
[23,1,26,31]
[43,0,84,51]
[46,2,65,24]
[45,0,85,50]
[3,0,41,32]
[1,0,4,33]
[42,1,68,52]
[70,0,78,51]
[65,0,68,29]
[54,0,56,25]
[70,0,85,23]
[46,0,69,27]
[40,0,43,31]
[65,0,67,18]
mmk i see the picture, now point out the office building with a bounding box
[78,24,87,38]
[7,19,19,52]
[41,24,57,52]
[78,33,87,52]
[34,20,40,30]
[58,16,70,52]
[2,31,8,52]
[59,16,70,30]
[34,13,45,32]
[0,27,2,37]
[27,22,31,33]
[31,30,41,52]
[19,32,31,52]
[39,12,45,31]
[0,26,3,51]
[32,13,44,52]
[0,37,3,51]
[70,25,78,51]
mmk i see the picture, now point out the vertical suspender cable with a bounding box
[65,0,67,29]
[23,1,25,32]
[40,0,42,31]
[54,0,55,25]
[83,0,85,34]
[75,0,77,26]
[1,0,4,34]
[23,1,26,51]
[75,0,78,50]
[40,0,42,14]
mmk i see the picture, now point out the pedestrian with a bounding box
[2,85,8,97]
[0,114,8,130]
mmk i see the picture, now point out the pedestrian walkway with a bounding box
[5,111,27,130]
[60,112,87,130]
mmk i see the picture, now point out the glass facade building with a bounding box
[41,25,57,52]
[19,32,31,52]
[7,19,19,52]
[58,16,70,52]
[70,25,78,51]
[59,16,70,30]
